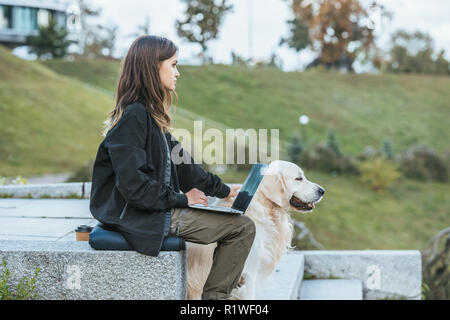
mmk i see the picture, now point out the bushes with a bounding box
[0,176,28,185]
[299,142,360,175]
[66,159,94,183]
[287,135,304,165]
[0,259,40,300]
[358,158,401,192]
[399,145,449,183]
[290,128,448,190]
[421,228,450,300]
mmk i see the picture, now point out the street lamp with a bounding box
[298,114,309,144]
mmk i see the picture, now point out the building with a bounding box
[0,0,78,48]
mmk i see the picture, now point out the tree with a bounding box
[287,135,304,164]
[279,17,311,53]
[73,0,118,59]
[382,138,394,160]
[267,52,283,70]
[176,0,233,63]
[136,15,151,36]
[254,52,284,70]
[327,128,340,157]
[422,227,450,300]
[231,51,251,66]
[279,17,311,69]
[128,15,151,39]
[289,0,392,72]
[77,0,102,54]
[83,24,119,59]
[26,16,72,59]
[433,50,450,75]
[386,30,450,75]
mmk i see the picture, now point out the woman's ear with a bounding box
[258,171,287,207]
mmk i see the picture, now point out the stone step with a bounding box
[0,240,187,300]
[256,251,304,300]
[299,279,363,300]
[0,182,90,199]
[0,199,96,241]
[302,250,422,300]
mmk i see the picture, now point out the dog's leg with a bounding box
[186,242,216,300]
[229,240,261,300]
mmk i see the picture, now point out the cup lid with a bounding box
[76,225,93,232]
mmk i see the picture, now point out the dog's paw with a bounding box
[236,273,247,288]
[229,273,251,300]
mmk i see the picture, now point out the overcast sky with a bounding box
[88,0,450,72]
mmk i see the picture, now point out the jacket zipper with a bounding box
[119,201,128,220]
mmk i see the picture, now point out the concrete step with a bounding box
[0,240,187,299]
[256,251,304,300]
[299,279,363,300]
[0,199,96,241]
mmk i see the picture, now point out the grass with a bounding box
[219,168,449,251]
[0,47,448,251]
[43,58,450,156]
[0,46,113,176]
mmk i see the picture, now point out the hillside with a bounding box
[42,57,449,251]
[0,48,448,251]
[0,46,113,176]
[43,58,450,157]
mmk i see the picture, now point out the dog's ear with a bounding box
[259,170,287,207]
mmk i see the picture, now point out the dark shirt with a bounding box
[89,101,230,256]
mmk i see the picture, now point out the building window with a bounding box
[37,9,49,27]
[12,6,37,32]
[0,5,68,35]
[53,11,66,28]
[0,5,12,29]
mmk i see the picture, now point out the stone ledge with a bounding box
[256,251,304,300]
[299,279,363,300]
[0,240,187,300]
[302,250,422,300]
[0,182,242,199]
[0,183,90,199]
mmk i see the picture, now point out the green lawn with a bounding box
[0,46,113,176]
[43,58,450,156]
[1,46,448,250]
[219,169,449,251]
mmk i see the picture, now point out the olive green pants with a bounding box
[169,207,256,300]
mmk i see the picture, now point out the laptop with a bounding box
[188,163,268,214]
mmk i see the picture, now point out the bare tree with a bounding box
[176,0,233,64]
[289,0,392,72]
[422,227,450,300]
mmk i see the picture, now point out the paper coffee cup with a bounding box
[75,225,93,241]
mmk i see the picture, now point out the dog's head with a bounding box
[259,160,325,213]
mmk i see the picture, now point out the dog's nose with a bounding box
[318,187,325,196]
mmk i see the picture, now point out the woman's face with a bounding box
[159,53,180,91]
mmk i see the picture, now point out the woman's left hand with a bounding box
[225,185,241,199]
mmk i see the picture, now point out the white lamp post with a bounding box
[298,115,309,144]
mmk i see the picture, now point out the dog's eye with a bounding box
[296,177,303,181]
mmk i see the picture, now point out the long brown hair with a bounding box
[102,35,178,136]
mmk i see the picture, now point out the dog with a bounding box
[186,160,325,299]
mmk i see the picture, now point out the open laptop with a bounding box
[188,163,268,214]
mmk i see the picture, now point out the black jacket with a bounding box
[89,101,230,256]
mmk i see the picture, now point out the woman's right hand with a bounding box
[186,188,208,206]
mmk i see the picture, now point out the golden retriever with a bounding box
[186,160,325,299]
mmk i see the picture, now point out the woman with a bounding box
[89,35,256,300]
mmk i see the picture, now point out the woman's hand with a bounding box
[225,185,241,199]
[186,188,208,206]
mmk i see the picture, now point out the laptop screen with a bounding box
[231,163,268,212]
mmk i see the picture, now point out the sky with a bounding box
[77,0,450,72]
